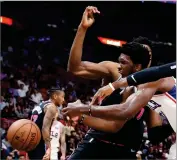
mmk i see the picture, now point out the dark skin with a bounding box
[67,6,121,83]
[63,52,175,132]
[63,77,174,121]
[64,6,165,133]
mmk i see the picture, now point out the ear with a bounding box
[133,64,142,72]
[53,94,57,100]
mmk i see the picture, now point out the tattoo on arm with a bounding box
[60,126,66,157]
[42,105,56,147]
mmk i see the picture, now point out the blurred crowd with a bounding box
[0,44,97,159]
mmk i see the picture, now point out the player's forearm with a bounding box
[67,25,87,72]
[88,104,129,121]
[61,142,66,157]
[111,62,176,89]
[42,128,51,148]
[112,78,128,90]
[126,62,176,86]
[85,87,156,120]
[82,115,122,133]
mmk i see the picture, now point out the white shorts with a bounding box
[50,148,59,160]
[167,143,176,160]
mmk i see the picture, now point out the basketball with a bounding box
[7,119,41,152]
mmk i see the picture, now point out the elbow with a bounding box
[124,110,133,120]
[67,64,72,72]
[67,64,78,74]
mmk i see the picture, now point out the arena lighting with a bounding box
[97,37,127,47]
[0,16,13,26]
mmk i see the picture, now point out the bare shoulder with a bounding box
[44,104,57,114]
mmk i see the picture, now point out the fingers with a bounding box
[90,90,103,105]
[90,92,99,105]
[85,6,100,14]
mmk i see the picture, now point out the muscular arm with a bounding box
[68,25,119,80]
[42,105,56,148]
[82,115,125,133]
[112,62,176,89]
[83,81,161,120]
[60,126,66,158]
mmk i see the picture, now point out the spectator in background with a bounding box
[30,88,43,104]
[0,96,9,110]
[17,84,28,98]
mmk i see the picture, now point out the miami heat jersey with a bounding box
[31,100,53,130]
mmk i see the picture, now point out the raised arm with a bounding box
[68,6,119,80]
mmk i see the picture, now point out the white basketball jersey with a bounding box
[50,120,63,151]
[147,93,176,132]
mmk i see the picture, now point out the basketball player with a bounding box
[64,6,173,159]
[67,6,121,85]
[90,61,176,102]
[50,111,66,160]
[28,88,65,160]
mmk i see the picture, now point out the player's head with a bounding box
[49,88,65,106]
[118,42,151,77]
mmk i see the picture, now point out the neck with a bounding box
[49,98,57,106]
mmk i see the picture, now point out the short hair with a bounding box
[48,88,63,98]
[120,42,150,69]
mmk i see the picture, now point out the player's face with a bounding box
[118,53,134,77]
[55,92,65,106]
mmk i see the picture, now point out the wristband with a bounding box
[88,105,92,116]
[108,83,115,91]
[79,114,86,124]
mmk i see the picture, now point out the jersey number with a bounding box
[51,131,58,138]
[31,115,38,122]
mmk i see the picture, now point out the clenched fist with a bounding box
[80,6,100,29]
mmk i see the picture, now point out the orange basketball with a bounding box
[7,119,41,152]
